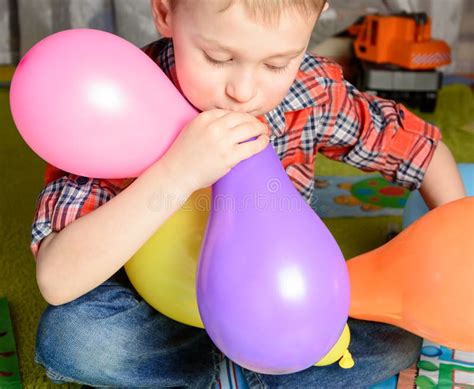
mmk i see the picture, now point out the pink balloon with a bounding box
[10,29,197,178]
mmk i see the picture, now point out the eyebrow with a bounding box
[200,37,305,59]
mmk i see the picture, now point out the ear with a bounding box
[151,0,173,37]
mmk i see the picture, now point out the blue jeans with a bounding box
[35,268,421,388]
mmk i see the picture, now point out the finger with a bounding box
[228,121,268,145]
[232,134,269,164]
[212,111,261,132]
[199,109,229,122]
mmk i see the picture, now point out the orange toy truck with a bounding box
[349,13,451,112]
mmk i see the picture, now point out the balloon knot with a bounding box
[339,350,355,369]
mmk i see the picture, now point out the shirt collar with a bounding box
[153,38,181,93]
[152,39,330,137]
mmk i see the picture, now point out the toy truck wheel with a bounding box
[419,92,437,113]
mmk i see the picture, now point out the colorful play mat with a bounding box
[311,175,410,218]
[373,340,474,388]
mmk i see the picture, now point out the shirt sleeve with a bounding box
[315,76,442,190]
[30,173,126,259]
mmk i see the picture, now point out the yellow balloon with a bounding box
[124,188,210,328]
[314,324,354,368]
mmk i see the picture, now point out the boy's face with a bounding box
[152,1,319,116]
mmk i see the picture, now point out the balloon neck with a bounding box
[339,350,355,369]
[348,253,399,322]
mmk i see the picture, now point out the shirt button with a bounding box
[76,176,89,185]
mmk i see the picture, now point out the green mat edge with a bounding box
[0,297,23,388]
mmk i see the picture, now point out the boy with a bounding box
[32,0,465,387]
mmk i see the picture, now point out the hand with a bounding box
[161,109,270,192]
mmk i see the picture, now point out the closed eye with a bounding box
[265,63,290,73]
[204,50,290,73]
[204,52,233,66]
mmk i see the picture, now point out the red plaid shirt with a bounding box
[31,38,441,258]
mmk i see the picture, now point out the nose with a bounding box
[225,68,257,104]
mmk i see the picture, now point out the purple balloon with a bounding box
[197,144,350,374]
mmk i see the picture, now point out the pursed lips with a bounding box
[216,106,259,115]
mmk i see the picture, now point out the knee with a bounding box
[370,325,422,372]
[35,290,142,384]
[390,329,422,369]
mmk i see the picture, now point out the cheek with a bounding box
[175,57,220,110]
[259,75,295,110]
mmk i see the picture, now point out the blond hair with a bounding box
[169,0,327,25]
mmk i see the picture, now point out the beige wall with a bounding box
[2,0,473,74]
[454,0,474,73]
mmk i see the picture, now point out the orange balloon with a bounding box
[347,197,474,351]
